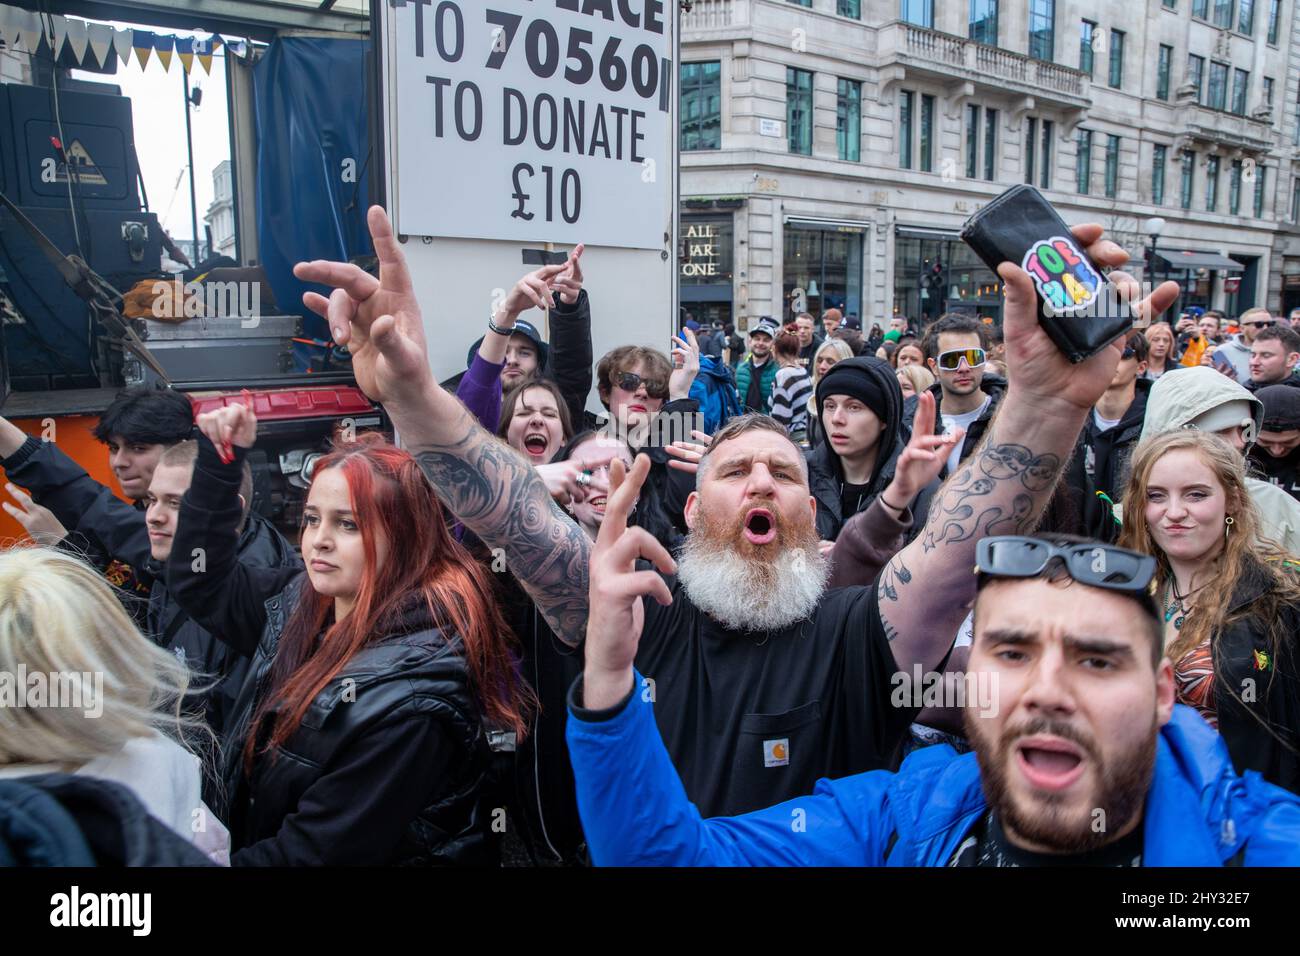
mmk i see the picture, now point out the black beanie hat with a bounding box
[1257,384,1300,431]
[816,356,899,424]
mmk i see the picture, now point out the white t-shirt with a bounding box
[1093,408,1123,432]
[941,395,992,475]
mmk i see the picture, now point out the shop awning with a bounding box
[784,216,870,233]
[895,226,962,240]
[1155,250,1245,272]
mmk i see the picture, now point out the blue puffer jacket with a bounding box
[566,674,1300,866]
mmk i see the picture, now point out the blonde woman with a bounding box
[896,364,936,399]
[1120,430,1300,794]
[806,338,854,449]
[0,547,228,863]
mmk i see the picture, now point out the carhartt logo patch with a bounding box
[764,738,789,768]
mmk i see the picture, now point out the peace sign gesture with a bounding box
[583,453,676,710]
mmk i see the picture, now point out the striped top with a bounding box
[769,364,814,433]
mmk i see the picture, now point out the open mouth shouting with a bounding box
[743,507,777,545]
[522,431,551,462]
[1014,735,1087,792]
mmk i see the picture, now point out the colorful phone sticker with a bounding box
[1020,235,1104,315]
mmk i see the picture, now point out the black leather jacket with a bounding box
[168,437,495,865]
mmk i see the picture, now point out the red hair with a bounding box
[244,434,530,770]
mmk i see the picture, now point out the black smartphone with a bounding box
[961,184,1134,363]
[521,249,569,266]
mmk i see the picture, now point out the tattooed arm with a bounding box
[878,225,1180,676]
[408,398,592,645]
[293,207,592,646]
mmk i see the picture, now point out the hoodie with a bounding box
[1216,334,1254,382]
[1064,378,1150,542]
[1139,366,1300,552]
[807,357,936,542]
[1249,384,1300,500]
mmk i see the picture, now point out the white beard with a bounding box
[676,537,830,633]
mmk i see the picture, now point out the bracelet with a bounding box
[487,313,515,336]
[879,493,906,514]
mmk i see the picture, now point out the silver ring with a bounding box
[575,472,592,487]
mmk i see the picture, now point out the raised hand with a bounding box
[884,391,961,506]
[998,224,1179,417]
[294,206,432,409]
[554,243,585,305]
[535,445,622,504]
[669,328,701,401]
[666,429,713,474]
[196,397,257,463]
[2,482,67,544]
[499,261,568,323]
[584,454,676,710]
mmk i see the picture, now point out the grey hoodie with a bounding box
[1139,366,1300,551]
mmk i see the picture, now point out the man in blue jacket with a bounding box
[566,531,1300,866]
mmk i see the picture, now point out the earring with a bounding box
[1225,515,1235,542]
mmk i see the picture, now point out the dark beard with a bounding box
[963,710,1155,854]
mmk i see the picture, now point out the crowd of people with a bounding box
[1,206,1298,867]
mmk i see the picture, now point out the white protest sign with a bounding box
[384,0,674,249]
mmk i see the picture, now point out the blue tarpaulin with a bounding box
[253,36,371,340]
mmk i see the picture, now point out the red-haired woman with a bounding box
[167,402,530,865]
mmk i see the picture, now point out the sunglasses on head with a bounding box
[616,371,668,399]
[936,347,987,371]
[975,536,1157,594]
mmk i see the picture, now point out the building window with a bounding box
[787,0,812,6]
[1024,117,1037,184]
[920,94,935,172]
[1153,144,1166,205]
[1079,20,1095,77]
[1076,128,1092,194]
[968,105,982,179]
[1206,156,1220,211]
[1232,68,1249,115]
[1267,0,1280,42]
[1163,0,1177,7]
[900,91,914,169]
[1040,119,1053,189]
[1230,159,1242,214]
[1193,0,1208,16]
[787,68,813,156]
[1213,0,1235,27]
[969,0,998,44]
[983,108,998,181]
[1180,151,1195,209]
[1264,76,1275,110]
[1108,30,1125,89]
[1157,45,1172,100]
[1254,165,1268,217]
[837,79,861,161]
[680,62,722,151]
[1188,55,1205,102]
[1291,177,1300,221]
[1294,87,1300,144]
[1105,135,1120,198]
[1238,0,1255,32]
[902,0,934,27]
[1029,0,1055,61]
[838,0,861,16]
[784,226,864,322]
[1208,61,1228,110]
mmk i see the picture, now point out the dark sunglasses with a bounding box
[975,536,1156,593]
[615,371,668,399]
[936,347,986,370]
[1247,320,1276,328]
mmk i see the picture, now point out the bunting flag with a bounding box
[132,29,154,70]
[175,35,193,74]
[0,6,248,73]
[153,32,174,71]
[86,22,114,68]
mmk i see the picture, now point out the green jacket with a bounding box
[734,355,778,413]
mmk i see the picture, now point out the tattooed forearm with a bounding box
[410,403,591,646]
[920,443,1059,553]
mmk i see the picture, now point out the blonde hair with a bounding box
[896,364,936,396]
[1119,430,1300,664]
[812,339,853,384]
[0,547,206,768]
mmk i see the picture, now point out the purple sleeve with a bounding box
[456,353,505,434]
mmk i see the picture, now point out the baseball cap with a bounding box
[466,318,550,369]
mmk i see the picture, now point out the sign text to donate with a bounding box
[391,0,674,248]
